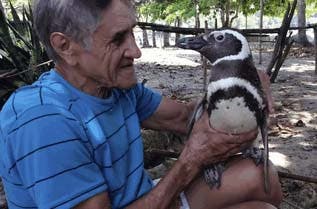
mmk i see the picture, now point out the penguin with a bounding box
[176,29,270,193]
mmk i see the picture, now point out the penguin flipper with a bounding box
[242,147,264,165]
[260,109,270,194]
[186,95,207,138]
[203,162,226,189]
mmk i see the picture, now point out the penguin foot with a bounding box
[203,163,226,189]
[242,147,264,166]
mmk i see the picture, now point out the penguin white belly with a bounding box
[209,97,257,134]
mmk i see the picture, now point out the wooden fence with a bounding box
[137,22,317,74]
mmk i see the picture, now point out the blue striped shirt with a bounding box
[0,69,162,209]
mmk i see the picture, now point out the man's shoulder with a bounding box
[0,82,78,135]
[2,84,72,117]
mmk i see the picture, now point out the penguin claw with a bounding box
[203,163,226,189]
[242,147,264,166]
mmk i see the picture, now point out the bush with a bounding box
[0,2,53,108]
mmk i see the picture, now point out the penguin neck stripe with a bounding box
[207,77,263,106]
[212,30,251,66]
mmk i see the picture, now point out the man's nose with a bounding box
[124,35,142,59]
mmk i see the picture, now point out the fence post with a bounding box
[314,26,317,74]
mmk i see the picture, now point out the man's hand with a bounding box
[179,111,258,174]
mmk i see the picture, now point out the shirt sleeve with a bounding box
[133,83,162,122]
[7,105,107,208]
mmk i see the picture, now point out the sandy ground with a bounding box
[136,46,317,209]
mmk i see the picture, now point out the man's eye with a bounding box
[113,33,126,45]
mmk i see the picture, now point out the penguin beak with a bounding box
[176,35,207,51]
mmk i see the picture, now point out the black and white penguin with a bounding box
[177,29,270,193]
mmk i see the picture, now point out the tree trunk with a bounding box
[245,14,248,29]
[213,10,218,29]
[194,0,200,28]
[142,29,150,48]
[220,7,225,27]
[229,5,239,27]
[224,0,230,27]
[175,17,181,45]
[314,27,317,75]
[152,30,156,48]
[163,32,170,47]
[297,0,310,46]
[259,0,264,64]
[220,0,230,27]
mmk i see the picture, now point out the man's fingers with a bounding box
[225,129,258,144]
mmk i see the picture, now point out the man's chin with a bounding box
[117,79,138,89]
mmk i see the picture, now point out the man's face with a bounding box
[76,0,141,89]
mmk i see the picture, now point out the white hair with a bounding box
[33,0,111,62]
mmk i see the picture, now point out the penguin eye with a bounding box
[215,34,225,42]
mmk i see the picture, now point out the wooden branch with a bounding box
[0,60,53,80]
[266,0,297,78]
[266,2,290,75]
[270,38,294,83]
[146,149,317,184]
[278,171,317,184]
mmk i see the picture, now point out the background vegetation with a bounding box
[0,0,51,107]
[0,0,316,107]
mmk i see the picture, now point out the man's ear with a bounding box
[50,32,79,66]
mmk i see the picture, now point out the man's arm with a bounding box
[74,192,111,209]
[141,98,196,135]
[75,112,257,209]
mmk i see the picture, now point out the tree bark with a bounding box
[245,14,248,29]
[220,5,225,27]
[259,0,264,64]
[163,32,170,47]
[213,10,218,29]
[175,17,181,45]
[194,0,200,28]
[314,26,317,75]
[229,5,239,27]
[224,0,230,27]
[142,29,150,47]
[152,30,156,48]
[297,0,310,46]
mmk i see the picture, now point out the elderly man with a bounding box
[0,0,282,208]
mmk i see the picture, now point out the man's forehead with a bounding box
[102,0,135,20]
[95,2,136,36]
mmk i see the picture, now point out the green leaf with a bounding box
[9,0,21,22]
[0,49,13,63]
[7,21,33,49]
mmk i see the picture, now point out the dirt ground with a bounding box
[136,46,317,209]
[0,45,316,209]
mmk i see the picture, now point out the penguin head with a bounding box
[177,29,251,65]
